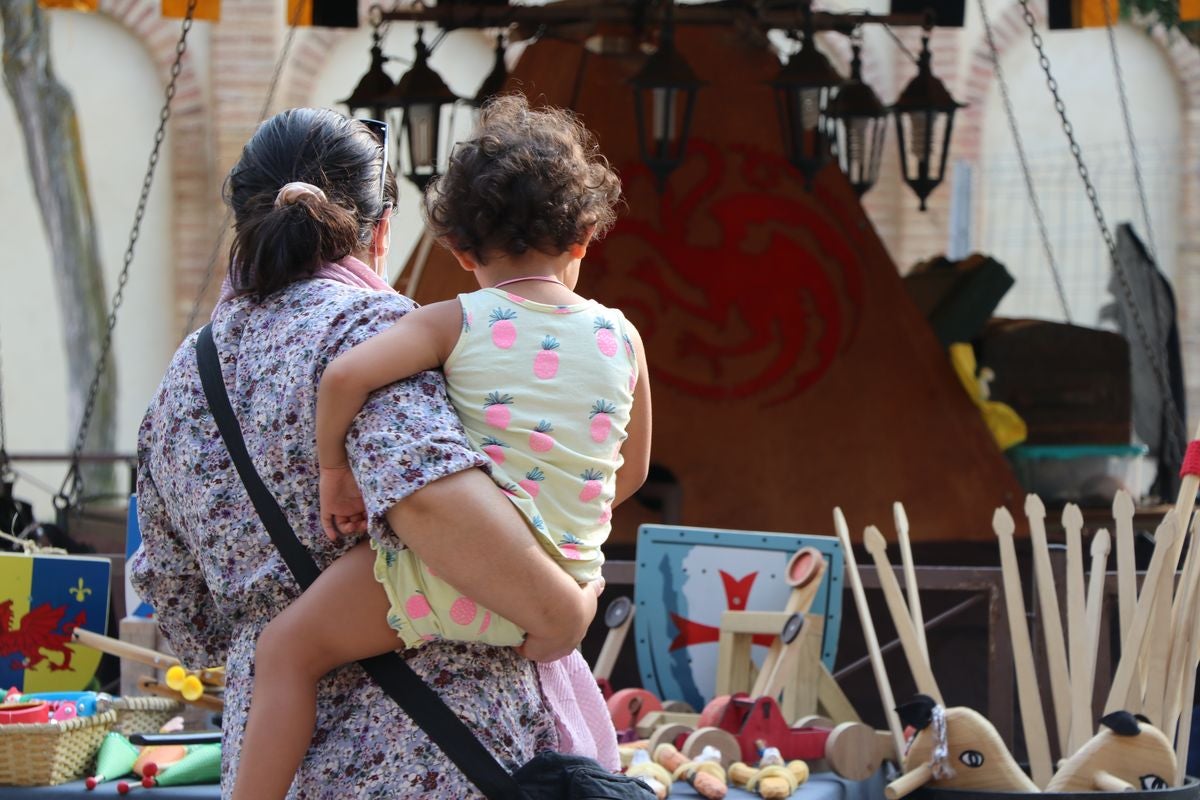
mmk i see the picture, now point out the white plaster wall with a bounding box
[307,25,494,279]
[0,9,174,517]
[970,11,1183,326]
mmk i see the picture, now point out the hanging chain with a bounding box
[180,0,308,339]
[882,23,920,64]
[57,0,199,509]
[978,0,1071,322]
[1017,0,1185,464]
[1101,0,1159,264]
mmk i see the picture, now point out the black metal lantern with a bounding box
[769,15,843,189]
[628,2,704,191]
[384,26,461,192]
[826,36,888,198]
[472,33,508,109]
[342,22,396,121]
[893,25,962,210]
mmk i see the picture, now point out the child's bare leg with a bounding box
[231,541,401,800]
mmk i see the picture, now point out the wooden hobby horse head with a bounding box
[1046,711,1176,793]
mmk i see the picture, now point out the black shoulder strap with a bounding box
[195,324,521,800]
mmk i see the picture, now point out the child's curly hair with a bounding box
[422,95,622,264]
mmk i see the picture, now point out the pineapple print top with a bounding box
[444,287,639,583]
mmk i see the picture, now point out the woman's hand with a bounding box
[320,465,368,540]
[516,577,604,663]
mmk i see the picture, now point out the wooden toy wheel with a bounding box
[648,723,693,755]
[825,722,883,781]
[696,694,731,728]
[607,688,662,731]
[794,715,835,730]
[681,726,742,767]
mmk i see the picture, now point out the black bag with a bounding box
[195,325,653,800]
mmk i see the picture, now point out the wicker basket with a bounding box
[110,696,184,736]
[0,709,116,787]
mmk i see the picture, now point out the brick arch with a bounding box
[280,0,379,111]
[97,0,211,331]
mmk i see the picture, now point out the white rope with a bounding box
[0,528,66,555]
[931,704,956,780]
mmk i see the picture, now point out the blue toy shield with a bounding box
[633,525,843,711]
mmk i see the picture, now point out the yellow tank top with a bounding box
[443,287,639,582]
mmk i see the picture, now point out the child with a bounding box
[232,95,649,799]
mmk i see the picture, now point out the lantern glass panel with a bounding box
[406,103,437,169]
[651,87,680,150]
[897,108,950,183]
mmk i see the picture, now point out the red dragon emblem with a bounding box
[0,600,84,672]
[591,139,865,406]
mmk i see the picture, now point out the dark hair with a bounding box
[225,107,398,299]
[422,95,621,264]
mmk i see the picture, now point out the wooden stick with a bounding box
[1063,503,1089,755]
[993,507,1054,788]
[73,628,223,686]
[1113,491,1137,650]
[863,525,943,704]
[592,598,635,682]
[1105,510,1180,715]
[833,508,906,761]
[1147,423,1200,724]
[1165,515,1200,749]
[894,502,928,664]
[1025,494,1071,758]
[1175,652,1199,785]
[1080,528,1111,747]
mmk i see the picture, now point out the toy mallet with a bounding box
[1025,494,1071,757]
[833,508,905,760]
[993,507,1053,787]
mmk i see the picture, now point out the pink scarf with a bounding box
[212,255,394,317]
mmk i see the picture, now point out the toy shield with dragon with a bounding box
[0,551,110,692]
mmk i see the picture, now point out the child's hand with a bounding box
[516,578,604,663]
[320,465,368,541]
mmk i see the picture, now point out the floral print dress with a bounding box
[128,278,558,798]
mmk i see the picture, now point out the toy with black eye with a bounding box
[1046,711,1176,793]
[884,697,1038,800]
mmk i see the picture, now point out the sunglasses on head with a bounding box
[361,118,390,215]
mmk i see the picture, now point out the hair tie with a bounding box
[274,181,327,208]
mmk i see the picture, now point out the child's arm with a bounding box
[317,300,462,536]
[613,325,652,508]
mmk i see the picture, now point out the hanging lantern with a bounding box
[472,33,509,109]
[342,23,396,121]
[628,1,704,191]
[768,13,843,189]
[826,36,888,198]
[384,26,461,192]
[893,25,963,211]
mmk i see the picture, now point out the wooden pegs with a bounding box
[1105,511,1180,716]
[1063,502,1089,755]
[993,507,1053,787]
[863,525,942,704]
[833,509,905,760]
[893,502,928,664]
[1025,494,1071,759]
[1113,491,1137,649]
[885,763,933,800]
[1080,528,1111,747]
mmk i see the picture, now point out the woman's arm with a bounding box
[613,325,652,508]
[317,300,461,470]
[386,469,598,662]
